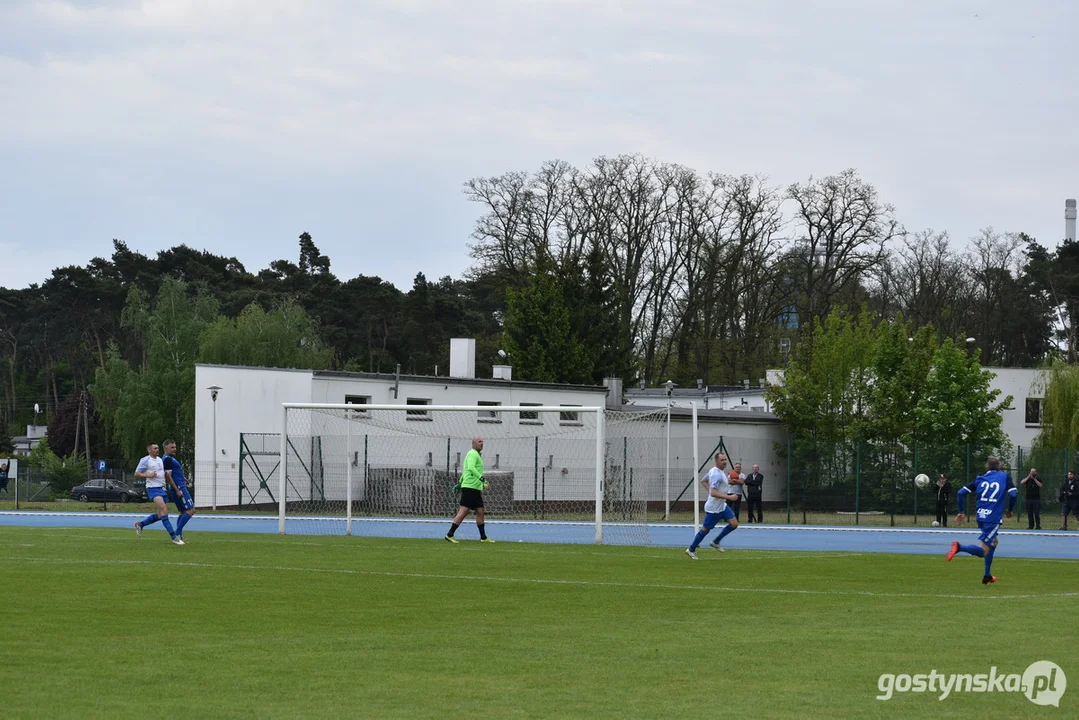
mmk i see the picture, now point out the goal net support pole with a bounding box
[692,402,700,531]
[346,408,353,536]
[594,407,605,544]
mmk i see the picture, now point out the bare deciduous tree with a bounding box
[787,169,901,328]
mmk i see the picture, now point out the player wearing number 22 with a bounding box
[946,456,1017,584]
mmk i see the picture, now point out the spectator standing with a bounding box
[935,473,951,527]
[1060,471,1079,530]
[744,464,764,523]
[1020,468,1043,530]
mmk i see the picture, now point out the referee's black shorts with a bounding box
[459,487,484,510]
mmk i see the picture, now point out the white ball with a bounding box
[931,521,940,527]
[914,473,931,489]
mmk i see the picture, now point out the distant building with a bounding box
[193,339,789,509]
[12,424,46,453]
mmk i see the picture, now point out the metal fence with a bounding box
[768,439,1074,527]
[3,440,1076,529]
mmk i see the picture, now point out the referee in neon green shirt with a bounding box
[445,437,494,543]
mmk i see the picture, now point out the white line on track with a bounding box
[0,532,869,560]
[2,554,1076,601]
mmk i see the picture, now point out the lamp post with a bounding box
[208,386,221,511]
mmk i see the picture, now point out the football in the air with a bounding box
[931,520,940,527]
[914,473,931,489]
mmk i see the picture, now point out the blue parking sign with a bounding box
[97,460,106,472]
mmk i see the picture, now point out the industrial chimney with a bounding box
[1067,199,1077,242]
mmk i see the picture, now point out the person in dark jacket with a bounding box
[1060,471,1079,530]
[1020,467,1043,530]
[935,473,951,527]
[744,464,764,523]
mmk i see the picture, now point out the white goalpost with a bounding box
[278,403,667,545]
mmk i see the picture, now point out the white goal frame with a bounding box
[279,403,609,541]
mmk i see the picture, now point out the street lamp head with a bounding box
[208,385,222,402]
[965,337,976,344]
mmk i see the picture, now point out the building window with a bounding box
[559,404,582,425]
[478,401,502,423]
[345,395,370,416]
[1025,398,1042,426]
[519,402,542,425]
[406,398,431,420]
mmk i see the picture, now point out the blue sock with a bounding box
[984,546,996,576]
[139,514,160,528]
[161,516,177,538]
[714,523,737,543]
[689,529,708,551]
[959,543,985,558]
[176,514,191,534]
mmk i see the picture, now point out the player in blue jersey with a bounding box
[945,456,1017,584]
[162,440,196,542]
[134,442,184,545]
[685,453,740,559]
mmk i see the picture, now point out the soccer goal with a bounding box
[278,403,668,544]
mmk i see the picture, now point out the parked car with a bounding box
[70,479,146,503]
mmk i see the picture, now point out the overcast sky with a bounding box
[2,0,1076,291]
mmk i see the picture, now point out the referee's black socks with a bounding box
[478,523,487,540]
[448,523,459,537]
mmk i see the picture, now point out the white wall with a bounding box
[674,415,788,503]
[194,365,314,508]
[625,388,771,412]
[309,374,606,408]
[193,364,794,509]
[987,367,1045,450]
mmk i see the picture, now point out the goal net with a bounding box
[278,404,667,545]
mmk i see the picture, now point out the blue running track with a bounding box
[1,511,1076,559]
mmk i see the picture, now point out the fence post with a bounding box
[855,443,861,526]
[786,437,792,525]
[1016,446,1024,522]
[890,468,896,527]
[802,468,808,525]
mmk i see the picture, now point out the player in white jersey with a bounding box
[133,442,183,544]
[685,453,741,559]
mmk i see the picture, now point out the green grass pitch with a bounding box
[1,526,1075,719]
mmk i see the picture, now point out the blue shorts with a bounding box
[977,521,1002,545]
[147,487,167,501]
[703,508,736,529]
[169,486,194,513]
